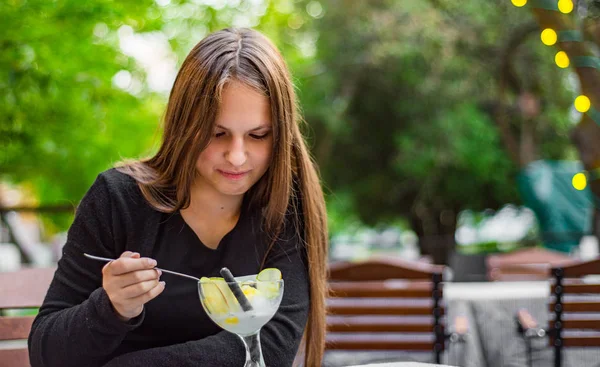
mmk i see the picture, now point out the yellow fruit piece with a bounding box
[257,281,281,298]
[257,268,282,281]
[256,268,282,299]
[210,277,242,313]
[242,285,258,297]
[224,316,239,325]
[241,284,262,302]
[200,278,229,315]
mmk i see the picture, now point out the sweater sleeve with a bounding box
[102,216,310,367]
[28,173,144,367]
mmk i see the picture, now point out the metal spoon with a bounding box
[83,253,200,281]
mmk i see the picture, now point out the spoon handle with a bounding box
[83,253,200,281]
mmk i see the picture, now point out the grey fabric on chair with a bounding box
[467,297,600,367]
[445,299,484,367]
[469,297,550,367]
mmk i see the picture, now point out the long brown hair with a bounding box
[117,28,328,366]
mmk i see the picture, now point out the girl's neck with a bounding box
[185,181,244,222]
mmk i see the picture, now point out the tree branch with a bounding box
[493,22,540,167]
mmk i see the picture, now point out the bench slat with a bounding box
[0,266,55,367]
[0,316,35,340]
[552,335,600,347]
[326,334,438,351]
[0,348,30,367]
[549,301,600,313]
[328,304,443,316]
[327,317,435,332]
[329,259,444,281]
[0,268,55,309]
[550,319,600,330]
[329,281,438,298]
[552,283,600,294]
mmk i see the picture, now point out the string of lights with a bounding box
[511,0,600,191]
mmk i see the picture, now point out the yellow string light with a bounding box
[511,0,527,7]
[572,172,587,191]
[574,95,591,113]
[558,0,574,14]
[541,29,558,46]
[555,51,570,68]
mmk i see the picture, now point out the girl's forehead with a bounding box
[214,82,272,128]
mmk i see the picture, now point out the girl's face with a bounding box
[194,81,273,199]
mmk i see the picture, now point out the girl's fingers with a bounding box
[104,252,135,271]
[111,269,162,289]
[104,257,157,276]
[138,281,166,303]
[120,251,135,258]
[121,280,166,301]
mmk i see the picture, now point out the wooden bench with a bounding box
[326,258,466,364]
[516,258,600,367]
[487,247,575,281]
[0,267,56,367]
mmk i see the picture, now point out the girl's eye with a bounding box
[215,132,225,138]
[250,133,269,140]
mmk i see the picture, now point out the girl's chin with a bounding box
[215,181,252,196]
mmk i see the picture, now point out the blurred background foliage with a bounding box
[0,0,590,261]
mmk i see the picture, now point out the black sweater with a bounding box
[28,169,309,367]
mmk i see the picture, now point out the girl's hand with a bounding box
[102,251,165,321]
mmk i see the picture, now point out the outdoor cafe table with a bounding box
[352,363,454,367]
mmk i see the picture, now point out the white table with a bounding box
[353,363,453,367]
[444,280,549,300]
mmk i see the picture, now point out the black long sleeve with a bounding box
[28,173,144,367]
[28,169,309,367]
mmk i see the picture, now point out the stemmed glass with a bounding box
[198,275,284,367]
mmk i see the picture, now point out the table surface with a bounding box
[444,280,549,300]
[351,363,454,367]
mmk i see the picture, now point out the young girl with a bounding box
[28,27,328,367]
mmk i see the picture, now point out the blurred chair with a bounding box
[326,257,467,365]
[2,211,58,266]
[516,258,600,367]
[487,247,575,281]
[449,252,487,282]
[0,267,56,367]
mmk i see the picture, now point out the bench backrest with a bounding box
[326,258,445,363]
[548,258,600,367]
[486,247,575,281]
[0,267,56,367]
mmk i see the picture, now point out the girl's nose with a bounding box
[225,138,247,167]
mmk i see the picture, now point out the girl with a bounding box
[28,27,328,367]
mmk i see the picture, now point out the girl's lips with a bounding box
[219,170,249,180]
